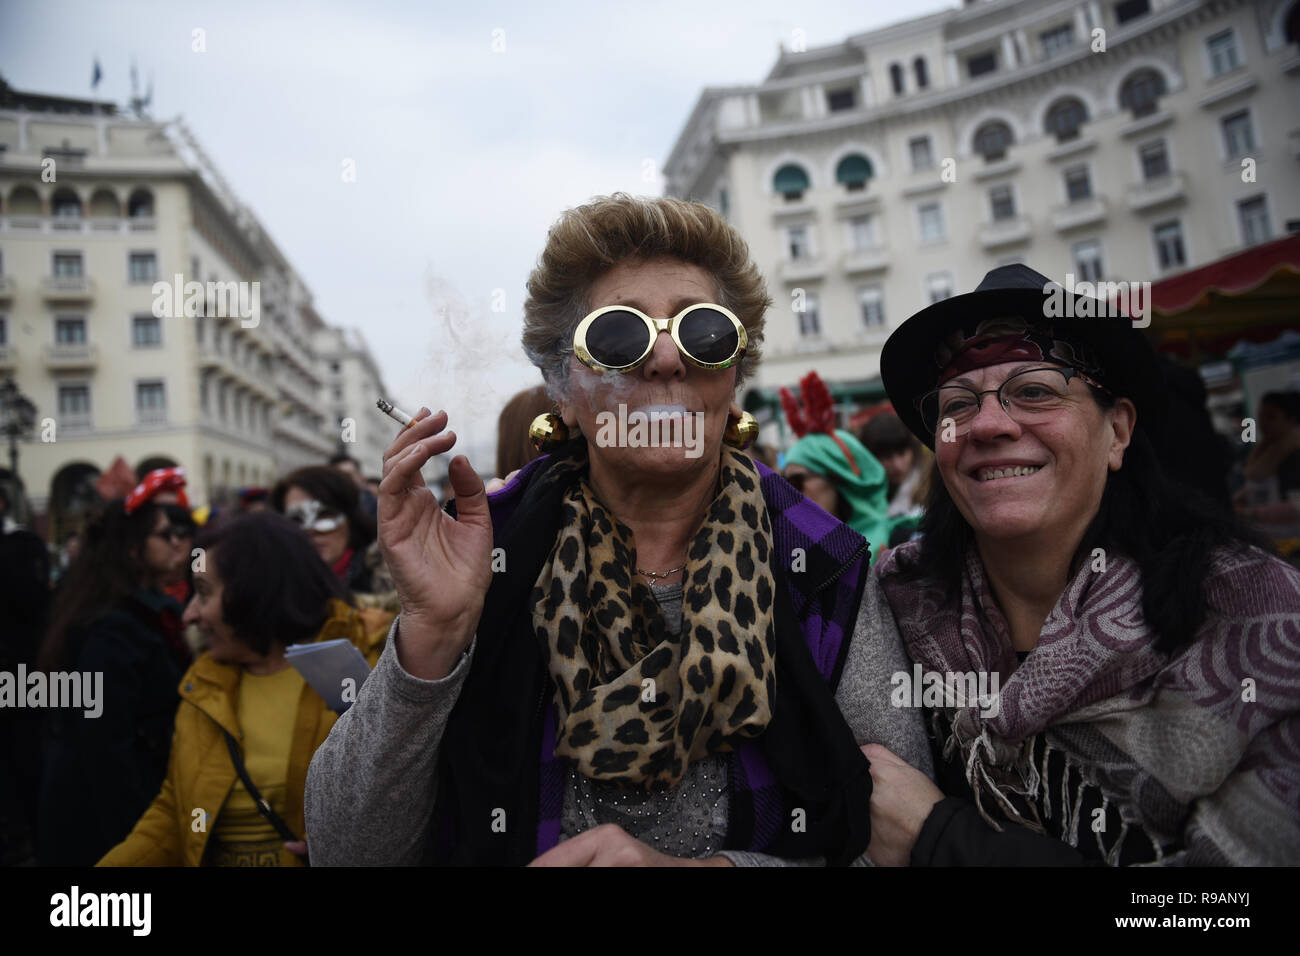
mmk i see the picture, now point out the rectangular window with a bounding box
[1221,111,1255,157]
[908,135,934,171]
[1153,221,1186,270]
[827,88,855,112]
[849,214,877,250]
[1206,29,1240,76]
[53,252,83,277]
[55,317,86,345]
[129,252,157,283]
[1073,239,1104,282]
[858,286,885,328]
[918,202,945,242]
[137,380,167,422]
[1139,141,1169,180]
[1237,197,1272,246]
[200,375,210,413]
[967,51,997,78]
[989,185,1016,221]
[58,385,90,416]
[1041,23,1075,58]
[1115,0,1151,26]
[786,225,810,260]
[1064,165,1093,202]
[132,314,162,347]
[0,316,6,346]
[796,293,821,338]
[926,272,954,304]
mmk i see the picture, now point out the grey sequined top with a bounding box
[305,572,932,866]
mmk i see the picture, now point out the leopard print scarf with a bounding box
[531,449,776,791]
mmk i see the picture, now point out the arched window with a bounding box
[7,185,42,216]
[973,120,1014,162]
[89,188,120,218]
[773,163,811,201]
[889,63,904,96]
[1119,69,1166,118]
[835,154,874,192]
[914,57,929,89]
[51,188,82,218]
[1045,97,1089,142]
[128,187,155,218]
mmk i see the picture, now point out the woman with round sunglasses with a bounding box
[306,193,931,866]
[36,486,189,865]
[866,264,1300,866]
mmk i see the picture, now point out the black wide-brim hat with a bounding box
[881,264,1167,449]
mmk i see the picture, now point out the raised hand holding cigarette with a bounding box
[376,404,493,680]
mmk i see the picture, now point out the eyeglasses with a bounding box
[917,366,1110,436]
[284,499,346,534]
[573,303,748,373]
[150,526,186,542]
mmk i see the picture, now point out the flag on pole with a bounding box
[91,58,102,89]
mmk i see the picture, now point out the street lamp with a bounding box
[0,377,38,511]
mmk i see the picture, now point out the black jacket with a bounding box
[37,589,185,866]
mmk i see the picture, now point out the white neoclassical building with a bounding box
[0,78,388,534]
[664,0,1300,396]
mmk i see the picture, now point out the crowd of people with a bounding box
[0,456,398,866]
[1,192,1297,868]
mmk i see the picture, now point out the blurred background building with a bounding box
[664,0,1300,441]
[0,77,391,536]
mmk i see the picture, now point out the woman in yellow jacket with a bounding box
[98,512,391,866]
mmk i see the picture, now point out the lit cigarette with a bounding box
[376,398,417,429]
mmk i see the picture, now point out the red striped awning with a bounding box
[1151,234,1300,316]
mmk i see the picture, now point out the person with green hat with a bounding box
[780,371,907,563]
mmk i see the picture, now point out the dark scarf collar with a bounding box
[430,442,873,865]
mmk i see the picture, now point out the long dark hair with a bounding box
[902,390,1265,654]
[195,512,349,656]
[270,466,375,553]
[38,498,165,672]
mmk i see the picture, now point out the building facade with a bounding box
[0,80,383,535]
[314,324,394,479]
[664,0,1300,397]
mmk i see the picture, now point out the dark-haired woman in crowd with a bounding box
[859,412,930,524]
[37,484,189,865]
[866,265,1300,865]
[272,465,394,602]
[98,512,386,866]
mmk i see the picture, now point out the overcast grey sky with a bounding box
[1,0,952,470]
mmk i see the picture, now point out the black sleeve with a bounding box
[910,796,1089,866]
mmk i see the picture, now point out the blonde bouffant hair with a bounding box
[522,193,770,398]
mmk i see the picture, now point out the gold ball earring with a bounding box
[723,410,759,450]
[529,412,571,452]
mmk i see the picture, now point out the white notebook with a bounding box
[284,638,372,713]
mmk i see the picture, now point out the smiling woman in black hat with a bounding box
[864,264,1300,866]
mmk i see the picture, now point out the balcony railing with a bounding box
[41,275,95,301]
[137,407,168,425]
[840,247,889,275]
[44,344,100,369]
[1126,171,1187,213]
[978,216,1032,250]
[778,256,826,283]
[1051,196,1108,233]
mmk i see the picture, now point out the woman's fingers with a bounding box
[380,433,452,495]
[382,408,446,470]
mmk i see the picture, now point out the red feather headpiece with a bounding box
[779,371,860,476]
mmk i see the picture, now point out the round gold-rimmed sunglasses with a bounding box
[573,303,748,373]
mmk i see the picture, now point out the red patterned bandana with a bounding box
[935,317,1103,385]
